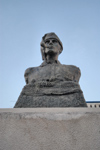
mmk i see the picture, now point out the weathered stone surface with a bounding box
[0,108,100,150]
[14,33,87,107]
[15,78,86,107]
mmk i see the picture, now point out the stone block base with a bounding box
[0,108,100,150]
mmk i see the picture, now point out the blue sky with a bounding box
[0,0,100,108]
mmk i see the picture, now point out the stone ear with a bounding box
[40,41,46,60]
[41,47,45,60]
[59,45,63,54]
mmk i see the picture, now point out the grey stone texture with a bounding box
[0,108,100,150]
[14,33,87,107]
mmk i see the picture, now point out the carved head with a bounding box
[40,32,63,60]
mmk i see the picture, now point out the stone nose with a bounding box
[49,40,53,45]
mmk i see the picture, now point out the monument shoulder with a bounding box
[24,67,35,84]
[62,64,81,82]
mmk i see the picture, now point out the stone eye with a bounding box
[45,40,50,44]
[52,40,57,43]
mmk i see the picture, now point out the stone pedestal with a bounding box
[0,108,100,150]
[14,80,87,107]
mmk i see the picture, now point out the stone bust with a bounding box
[24,33,80,85]
[14,33,87,107]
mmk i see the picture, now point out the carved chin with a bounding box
[45,48,54,53]
[45,48,57,55]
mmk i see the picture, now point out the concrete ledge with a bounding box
[0,108,100,150]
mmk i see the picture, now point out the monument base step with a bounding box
[0,108,100,150]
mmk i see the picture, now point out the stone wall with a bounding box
[0,108,100,150]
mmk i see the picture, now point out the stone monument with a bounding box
[14,33,87,107]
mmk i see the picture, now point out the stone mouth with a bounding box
[46,46,54,49]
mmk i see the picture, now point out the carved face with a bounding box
[44,38,61,55]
